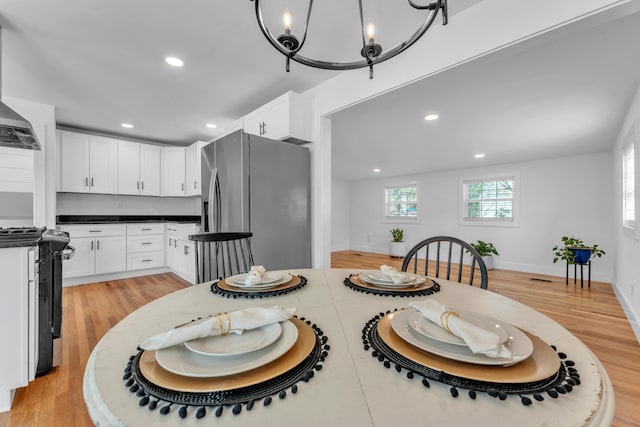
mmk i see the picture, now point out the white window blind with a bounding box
[462,177,515,222]
[623,140,635,228]
[385,185,417,219]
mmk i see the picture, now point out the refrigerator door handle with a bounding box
[208,168,222,232]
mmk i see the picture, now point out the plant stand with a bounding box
[566,260,591,288]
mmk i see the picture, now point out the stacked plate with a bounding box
[154,320,299,377]
[226,272,293,290]
[358,271,426,288]
[390,309,534,366]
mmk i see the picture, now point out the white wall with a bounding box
[612,81,640,335]
[56,193,200,216]
[304,0,640,268]
[344,152,614,282]
[331,177,350,251]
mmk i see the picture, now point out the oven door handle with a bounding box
[62,245,76,260]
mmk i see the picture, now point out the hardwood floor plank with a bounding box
[0,259,637,427]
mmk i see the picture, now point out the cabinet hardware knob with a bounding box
[182,183,185,191]
[90,240,94,250]
[85,177,89,187]
[142,181,144,190]
[96,240,100,250]
[137,181,140,190]
[91,177,94,187]
[141,242,152,245]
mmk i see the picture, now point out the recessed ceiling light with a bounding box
[121,123,134,129]
[165,57,184,67]
[424,114,439,121]
[474,153,485,158]
[373,168,381,173]
[206,123,217,129]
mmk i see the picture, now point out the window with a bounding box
[385,185,417,220]
[622,135,635,229]
[460,174,519,226]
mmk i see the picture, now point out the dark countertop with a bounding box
[56,215,201,224]
[0,239,39,249]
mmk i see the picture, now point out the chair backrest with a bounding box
[401,236,488,289]
[189,232,254,284]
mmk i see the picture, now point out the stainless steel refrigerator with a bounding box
[200,130,311,270]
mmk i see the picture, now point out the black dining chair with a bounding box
[401,236,489,289]
[188,232,255,284]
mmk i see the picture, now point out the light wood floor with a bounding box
[1,252,638,427]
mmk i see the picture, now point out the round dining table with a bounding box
[83,268,614,426]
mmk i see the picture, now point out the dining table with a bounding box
[83,268,615,426]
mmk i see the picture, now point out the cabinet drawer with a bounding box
[127,223,164,235]
[127,252,164,270]
[59,224,126,238]
[127,235,164,252]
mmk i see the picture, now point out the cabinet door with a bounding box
[140,144,161,196]
[88,136,118,194]
[62,237,94,278]
[243,110,263,137]
[166,235,176,269]
[176,240,195,283]
[59,131,90,193]
[94,236,127,274]
[161,147,186,196]
[117,140,141,195]
[261,96,290,141]
[185,141,201,197]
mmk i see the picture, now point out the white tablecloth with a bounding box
[83,269,614,426]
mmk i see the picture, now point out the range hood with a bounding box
[0,101,41,150]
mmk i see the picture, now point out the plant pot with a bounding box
[389,241,406,258]
[482,255,495,270]
[570,248,592,264]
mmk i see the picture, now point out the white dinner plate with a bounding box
[227,273,292,289]
[230,272,283,285]
[359,271,426,288]
[407,309,510,347]
[184,322,282,357]
[155,320,298,377]
[391,309,533,366]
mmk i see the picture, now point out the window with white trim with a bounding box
[385,185,417,220]
[461,175,517,224]
[622,135,635,229]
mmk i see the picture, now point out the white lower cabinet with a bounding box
[61,225,126,278]
[59,222,198,284]
[166,223,197,283]
[126,224,164,270]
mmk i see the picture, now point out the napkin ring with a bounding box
[439,310,459,335]
[215,313,231,335]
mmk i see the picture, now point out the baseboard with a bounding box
[62,267,172,287]
[611,281,640,343]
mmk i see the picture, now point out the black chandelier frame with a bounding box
[251,0,448,78]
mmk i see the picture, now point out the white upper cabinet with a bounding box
[118,141,161,196]
[185,140,206,197]
[161,146,186,196]
[58,130,118,194]
[243,91,312,144]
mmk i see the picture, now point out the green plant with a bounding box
[470,240,499,257]
[552,236,605,264]
[390,228,404,242]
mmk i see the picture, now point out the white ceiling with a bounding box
[2,1,640,181]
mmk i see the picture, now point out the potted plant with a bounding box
[389,228,406,258]
[552,236,605,265]
[470,240,499,270]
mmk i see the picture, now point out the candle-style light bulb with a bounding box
[283,8,292,33]
[366,19,376,42]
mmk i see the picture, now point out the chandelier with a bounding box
[251,0,448,79]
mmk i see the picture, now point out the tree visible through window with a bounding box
[463,177,514,221]
[385,185,417,219]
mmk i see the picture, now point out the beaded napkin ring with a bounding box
[214,312,231,335]
[439,310,460,334]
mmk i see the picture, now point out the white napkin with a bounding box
[380,264,407,284]
[139,305,295,350]
[245,265,266,285]
[408,299,512,359]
